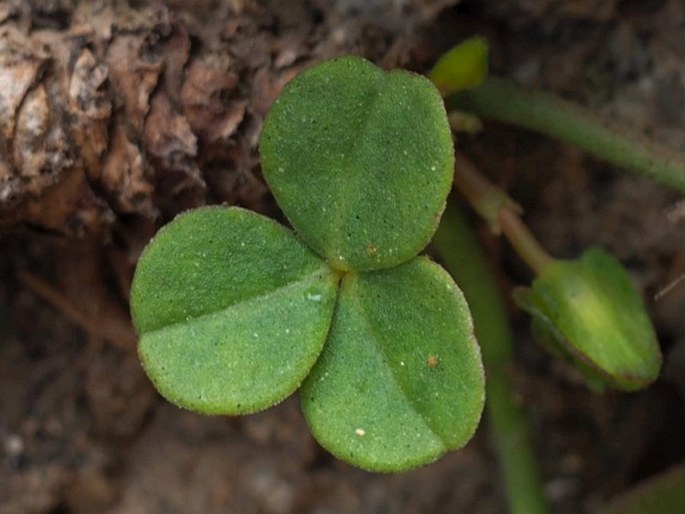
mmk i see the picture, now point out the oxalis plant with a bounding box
[131,36,672,505]
[131,56,485,472]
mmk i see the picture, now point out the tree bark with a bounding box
[0,0,444,236]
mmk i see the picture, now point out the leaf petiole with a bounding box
[453,154,553,275]
[448,76,685,194]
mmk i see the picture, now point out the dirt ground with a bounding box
[2,1,685,513]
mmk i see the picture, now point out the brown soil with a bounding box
[2,1,685,513]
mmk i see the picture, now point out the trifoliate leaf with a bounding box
[130,207,340,414]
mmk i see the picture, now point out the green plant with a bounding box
[433,199,549,514]
[449,154,662,391]
[131,36,675,511]
[131,56,485,472]
[429,37,669,514]
[429,36,662,392]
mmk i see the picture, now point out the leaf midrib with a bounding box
[330,74,391,260]
[346,275,448,449]
[140,266,335,336]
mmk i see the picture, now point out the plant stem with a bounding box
[497,209,552,275]
[454,154,554,275]
[432,198,550,514]
[448,76,685,194]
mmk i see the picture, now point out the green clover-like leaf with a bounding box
[130,56,486,473]
[301,257,485,472]
[260,56,454,272]
[514,247,662,391]
[130,206,340,414]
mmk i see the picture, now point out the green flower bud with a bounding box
[429,36,489,97]
[514,247,662,391]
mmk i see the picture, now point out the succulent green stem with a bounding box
[432,198,550,514]
[454,154,554,275]
[448,76,685,194]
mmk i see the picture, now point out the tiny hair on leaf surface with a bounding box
[260,56,454,272]
[130,55,485,473]
[301,257,485,472]
[131,207,339,414]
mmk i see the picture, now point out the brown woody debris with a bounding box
[0,0,426,235]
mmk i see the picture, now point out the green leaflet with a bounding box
[301,257,485,472]
[514,247,662,390]
[131,207,339,414]
[260,56,454,272]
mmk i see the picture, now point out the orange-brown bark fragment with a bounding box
[0,0,418,232]
[181,55,245,144]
